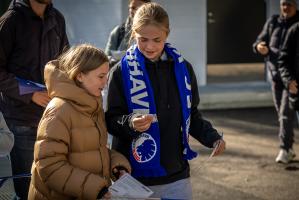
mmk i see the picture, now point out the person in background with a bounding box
[0,111,16,199]
[253,0,299,164]
[28,44,131,200]
[105,3,225,199]
[104,0,151,66]
[278,19,299,164]
[0,111,14,157]
[0,0,69,199]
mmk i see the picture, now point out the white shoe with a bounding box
[275,149,295,164]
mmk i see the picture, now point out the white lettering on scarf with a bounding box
[128,56,149,113]
[185,76,191,109]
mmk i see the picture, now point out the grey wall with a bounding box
[54,0,123,49]
[156,0,207,85]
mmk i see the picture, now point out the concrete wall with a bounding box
[156,0,207,86]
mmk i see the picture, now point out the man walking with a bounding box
[253,0,299,163]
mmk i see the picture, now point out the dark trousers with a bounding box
[271,79,295,150]
[9,125,36,200]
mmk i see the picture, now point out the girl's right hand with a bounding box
[131,114,154,132]
[102,191,111,199]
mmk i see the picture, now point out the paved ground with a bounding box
[1,107,298,200]
[190,107,299,200]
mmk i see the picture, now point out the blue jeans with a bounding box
[9,125,36,200]
[148,178,193,200]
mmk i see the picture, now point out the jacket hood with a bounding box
[44,60,102,116]
[9,0,54,17]
[9,0,29,9]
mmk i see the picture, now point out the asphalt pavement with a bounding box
[190,107,299,200]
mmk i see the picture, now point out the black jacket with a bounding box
[0,0,69,126]
[105,55,221,186]
[278,22,299,88]
[253,12,299,80]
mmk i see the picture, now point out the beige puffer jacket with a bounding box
[28,61,131,200]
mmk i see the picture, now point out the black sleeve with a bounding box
[278,23,299,88]
[185,61,221,148]
[252,15,277,54]
[104,25,121,57]
[97,187,109,199]
[0,11,32,104]
[105,64,139,141]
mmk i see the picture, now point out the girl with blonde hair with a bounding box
[106,3,225,199]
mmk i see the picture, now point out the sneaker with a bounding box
[275,149,295,164]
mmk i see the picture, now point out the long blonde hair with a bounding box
[131,2,170,41]
[57,44,108,85]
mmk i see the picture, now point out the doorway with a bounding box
[207,0,266,83]
[0,0,10,16]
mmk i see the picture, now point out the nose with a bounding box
[145,41,155,50]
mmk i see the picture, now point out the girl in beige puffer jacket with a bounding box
[28,44,131,200]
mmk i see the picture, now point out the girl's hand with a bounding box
[102,191,111,199]
[112,167,128,179]
[211,139,226,157]
[131,114,154,132]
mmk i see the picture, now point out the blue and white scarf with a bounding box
[121,43,197,178]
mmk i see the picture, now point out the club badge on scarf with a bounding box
[121,43,197,178]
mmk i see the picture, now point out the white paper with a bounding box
[109,173,154,199]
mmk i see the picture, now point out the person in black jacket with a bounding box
[278,20,299,163]
[104,0,151,66]
[105,3,225,199]
[0,0,69,199]
[253,0,299,164]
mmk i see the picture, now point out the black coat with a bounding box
[0,0,69,126]
[278,21,299,111]
[279,22,299,86]
[253,12,299,81]
[105,54,221,186]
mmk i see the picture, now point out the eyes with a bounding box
[98,74,107,79]
[138,37,162,43]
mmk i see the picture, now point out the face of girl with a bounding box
[135,24,168,61]
[76,62,109,97]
